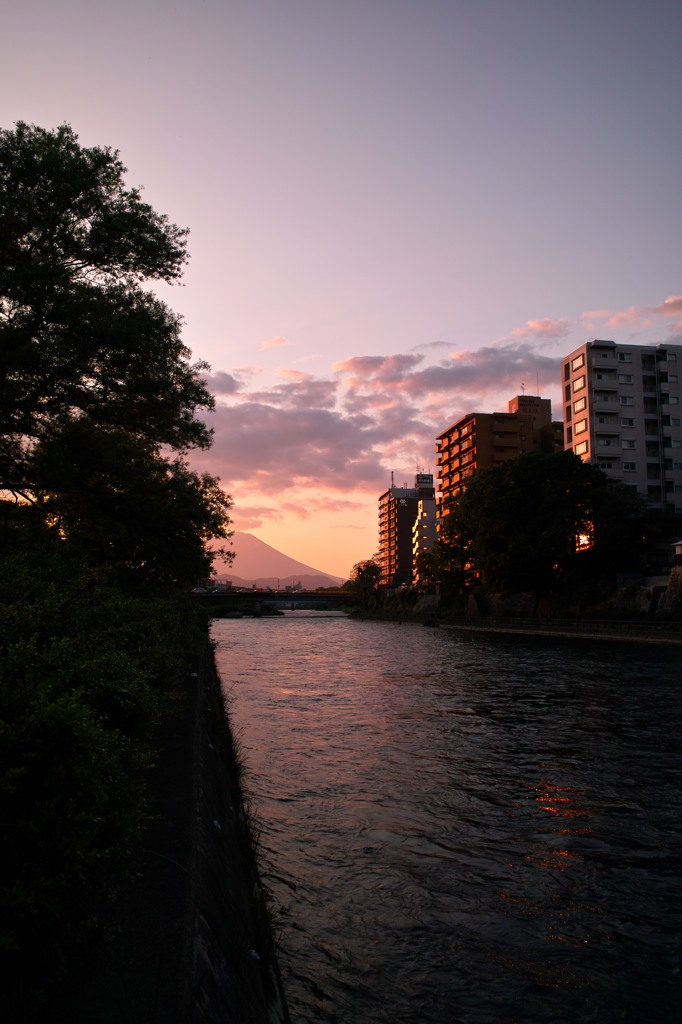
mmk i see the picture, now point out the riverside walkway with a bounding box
[440,616,682,645]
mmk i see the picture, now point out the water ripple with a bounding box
[214,614,682,1023]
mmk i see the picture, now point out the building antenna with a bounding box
[520,381,526,395]
[391,470,394,488]
[536,371,539,395]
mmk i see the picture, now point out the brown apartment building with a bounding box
[435,394,563,517]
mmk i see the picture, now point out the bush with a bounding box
[0,529,202,1007]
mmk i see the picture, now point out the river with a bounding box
[212,613,682,1023]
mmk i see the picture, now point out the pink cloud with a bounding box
[397,345,561,401]
[202,370,241,395]
[652,295,682,316]
[196,340,564,513]
[196,401,384,492]
[605,306,647,328]
[332,353,424,382]
[261,335,289,349]
[277,368,310,381]
[512,317,572,340]
[277,496,368,519]
[580,296,682,332]
[245,375,338,410]
[230,503,285,530]
[580,308,612,320]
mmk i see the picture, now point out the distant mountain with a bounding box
[215,532,345,588]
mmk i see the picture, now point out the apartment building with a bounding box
[378,473,435,588]
[436,394,563,514]
[412,495,437,585]
[562,340,682,514]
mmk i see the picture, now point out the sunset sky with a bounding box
[4,0,681,579]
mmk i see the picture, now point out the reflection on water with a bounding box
[213,614,682,1023]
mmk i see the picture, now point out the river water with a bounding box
[212,613,682,1023]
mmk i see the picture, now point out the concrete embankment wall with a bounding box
[59,638,289,1023]
[186,640,290,1023]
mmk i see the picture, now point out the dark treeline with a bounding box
[0,123,232,1015]
[350,450,682,618]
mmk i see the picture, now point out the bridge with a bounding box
[194,589,356,616]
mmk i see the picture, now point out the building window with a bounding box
[571,353,585,370]
[618,373,633,383]
[623,462,637,471]
[572,375,586,392]
[620,417,635,426]
[622,439,636,449]
[618,352,633,362]
[573,397,587,413]
[574,418,588,435]
[620,396,634,406]
[597,461,613,469]
[566,426,573,442]
[575,440,589,455]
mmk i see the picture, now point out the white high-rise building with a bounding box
[561,340,682,514]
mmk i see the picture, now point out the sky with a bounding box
[3,0,682,579]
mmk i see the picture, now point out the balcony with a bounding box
[590,354,617,368]
[593,373,618,388]
[592,392,618,408]
[594,420,619,434]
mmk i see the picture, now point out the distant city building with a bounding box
[412,495,437,585]
[378,473,435,588]
[561,340,682,514]
[435,394,563,521]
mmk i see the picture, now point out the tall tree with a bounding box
[0,124,235,1008]
[440,450,644,598]
[0,122,231,581]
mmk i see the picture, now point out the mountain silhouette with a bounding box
[215,532,344,587]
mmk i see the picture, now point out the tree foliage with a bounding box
[346,558,381,607]
[0,519,203,1002]
[0,123,234,1007]
[0,121,232,583]
[439,451,644,598]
